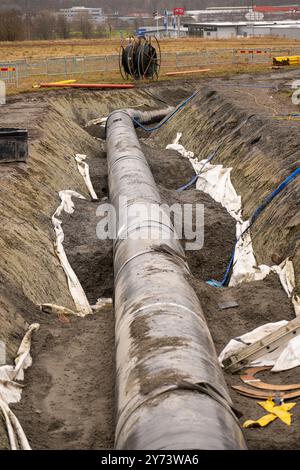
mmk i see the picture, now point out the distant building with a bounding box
[184,6,300,23]
[185,20,300,39]
[184,7,252,23]
[254,5,300,14]
[0,3,21,11]
[137,25,187,38]
[59,6,105,24]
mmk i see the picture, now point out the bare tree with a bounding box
[57,14,70,39]
[23,13,34,40]
[33,11,57,40]
[76,12,93,39]
[95,22,108,39]
[0,10,24,41]
[1,1,298,16]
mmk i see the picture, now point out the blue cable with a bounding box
[208,166,300,288]
[275,113,300,118]
[176,116,254,192]
[177,151,216,192]
[218,83,277,90]
[132,90,199,132]
[249,167,300,226]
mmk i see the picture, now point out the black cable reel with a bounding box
[119,36,161,80]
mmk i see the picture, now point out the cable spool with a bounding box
[119,36,161,81]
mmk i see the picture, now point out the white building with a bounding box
[59,6,105,24]
[253,24,300,40]
[137,25,187,38]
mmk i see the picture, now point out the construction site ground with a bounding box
[0,67,299,450]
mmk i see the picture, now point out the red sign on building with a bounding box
[173,7,185,16]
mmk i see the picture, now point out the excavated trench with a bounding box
[0,73,299,450]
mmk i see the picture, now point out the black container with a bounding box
[0,128,28,163]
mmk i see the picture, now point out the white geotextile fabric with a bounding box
[40,299,113,317]
[52,190,92,316]
[75,154,98,201]
[53,152,99,315]
[166,133,300,317]
[85,117,107,128]
[218,320,300,372]
[91,298,113,312]
[0,324,40,449]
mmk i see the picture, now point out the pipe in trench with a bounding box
[106,109,247,450]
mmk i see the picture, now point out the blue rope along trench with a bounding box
[132,90,199,132]
[208,166,300,288]
[177,151,217,192]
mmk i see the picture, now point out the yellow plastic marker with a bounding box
[243,398,297,428]
[33,79,76,89]
[258,398,296,425]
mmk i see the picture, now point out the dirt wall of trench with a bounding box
[154,86,300,292]
[0,88,161,363]
[0,97,97,367]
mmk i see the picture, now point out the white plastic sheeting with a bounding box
[52,190,92,317]
[219,321,300,372]
[166,133,300,316]
[52,151,100,315]
[39,303,81,318]
[40,299,113,318]
[293,295,300,317]
[75,154,98,201]
[0,323,40,449]
[85,117,107,128]
[91,298,113,313]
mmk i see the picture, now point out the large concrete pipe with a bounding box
[106,109,247,450]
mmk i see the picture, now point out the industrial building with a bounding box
[137,25,187,38]
[185,20,300,39]
[183,5,300,22]
[59,6,106,24]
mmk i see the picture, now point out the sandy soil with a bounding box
[12,312,115,450]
